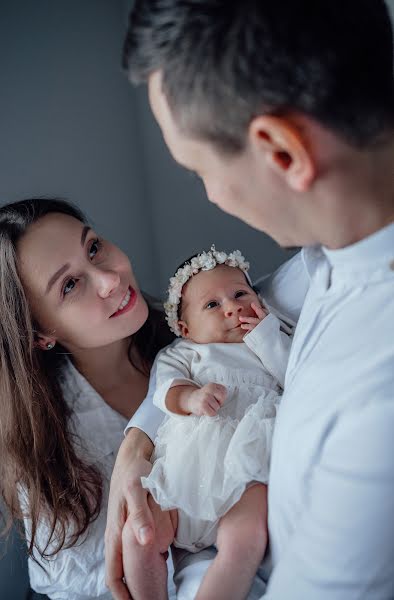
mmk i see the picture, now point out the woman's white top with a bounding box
[141,314,291,551]
[23,361,128,600]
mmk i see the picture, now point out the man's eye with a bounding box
[235,290,247,298]
[89,238,100,259]
[63,278,76,295]
[206,301,218,309]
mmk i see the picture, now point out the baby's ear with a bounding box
[178,320,189,338]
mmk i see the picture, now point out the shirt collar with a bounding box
[322,222,394,270]
[62,359,128,458]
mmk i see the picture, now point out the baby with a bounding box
[142,246,292,600]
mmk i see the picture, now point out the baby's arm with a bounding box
[241,304,292,387]
[153,342,227,417]
[166,383,227,417]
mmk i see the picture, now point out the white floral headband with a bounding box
[164,245,251,336]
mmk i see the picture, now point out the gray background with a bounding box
[1,1,394,598]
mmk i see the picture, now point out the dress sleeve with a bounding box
[152,343,199,415]
[254,251,310,325]
[265,400,394,600]
[243,313,292,387]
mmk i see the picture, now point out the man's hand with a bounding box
[239,302,269,333]
[105,428,175,600]
[183,383,227,416]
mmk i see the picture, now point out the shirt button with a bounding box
[195,542,204,549]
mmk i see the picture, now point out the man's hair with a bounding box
[123,0,394,153]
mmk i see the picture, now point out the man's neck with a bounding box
[311,128,394,249]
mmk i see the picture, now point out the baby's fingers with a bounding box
[251,302,268,319]
[240,323,254,331]
[239,316,260,326]
[205,383,227,406]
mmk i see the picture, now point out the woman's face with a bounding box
[17,212,148,351]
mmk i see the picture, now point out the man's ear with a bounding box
[177,320,189,338]
[248,115,315,192]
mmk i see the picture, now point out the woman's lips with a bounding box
[110,286,137,318]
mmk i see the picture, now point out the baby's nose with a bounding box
[224,303,242,318]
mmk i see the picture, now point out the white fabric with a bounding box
[264,224,394,599]
[23,360,176,600]
[141,315,291,552]
[128,224,394,599]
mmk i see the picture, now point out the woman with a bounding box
[0,198,174,599]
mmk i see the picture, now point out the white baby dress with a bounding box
[142,313,292,552]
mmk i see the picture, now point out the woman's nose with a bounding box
[224,301,242,318]
[96,269,120,298]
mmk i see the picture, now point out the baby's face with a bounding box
[178,264,260,343]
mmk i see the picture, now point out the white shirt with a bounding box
[23,361,128,599]
[24,362,176,600]
[129,223,394,599]
[263,224,394,599]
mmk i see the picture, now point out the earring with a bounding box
[46,342,55,350]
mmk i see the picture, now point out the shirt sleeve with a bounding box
[243,313,292,387]
[125,362,164,443]
[254,250,310,325]
[124,363,165,443]
[265,400,394,600]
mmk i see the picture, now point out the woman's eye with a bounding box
[206,301,218,309]
[89,238,100,259]
[235,290,247,298]
[63,278,76,296]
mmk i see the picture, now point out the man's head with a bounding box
[124,0,394,152]
[123,1,394,247]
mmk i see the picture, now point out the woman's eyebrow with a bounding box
[46,263,70,295]
[80,225,91,246]
[45,226,91,294]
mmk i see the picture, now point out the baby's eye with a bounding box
[89,238,101,259]
[206,300,219,309]
[235,290,247,298]
[63,278,76,296]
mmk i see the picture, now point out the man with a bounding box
[105,1,394,598]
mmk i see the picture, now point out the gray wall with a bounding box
[0,0,156,293]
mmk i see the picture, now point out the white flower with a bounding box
[164,245,251,336]
[201,254,216,270]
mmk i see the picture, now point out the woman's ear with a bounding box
[177,320,189,338]
[248,115,316,192]
[34,333,56,351]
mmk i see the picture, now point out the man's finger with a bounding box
[127,486,155,546]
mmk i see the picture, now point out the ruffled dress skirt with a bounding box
[142,387,280,552]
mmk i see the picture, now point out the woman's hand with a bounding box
[105,428,175,600]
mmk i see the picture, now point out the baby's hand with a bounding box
[185,383,227,417]
[239,302,269,333]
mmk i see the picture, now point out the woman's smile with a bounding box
[110,286,137,318]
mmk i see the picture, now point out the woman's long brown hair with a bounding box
[0,198,173,560]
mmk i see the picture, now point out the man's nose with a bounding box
[224,301,242,318]
[96,269,120,298]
